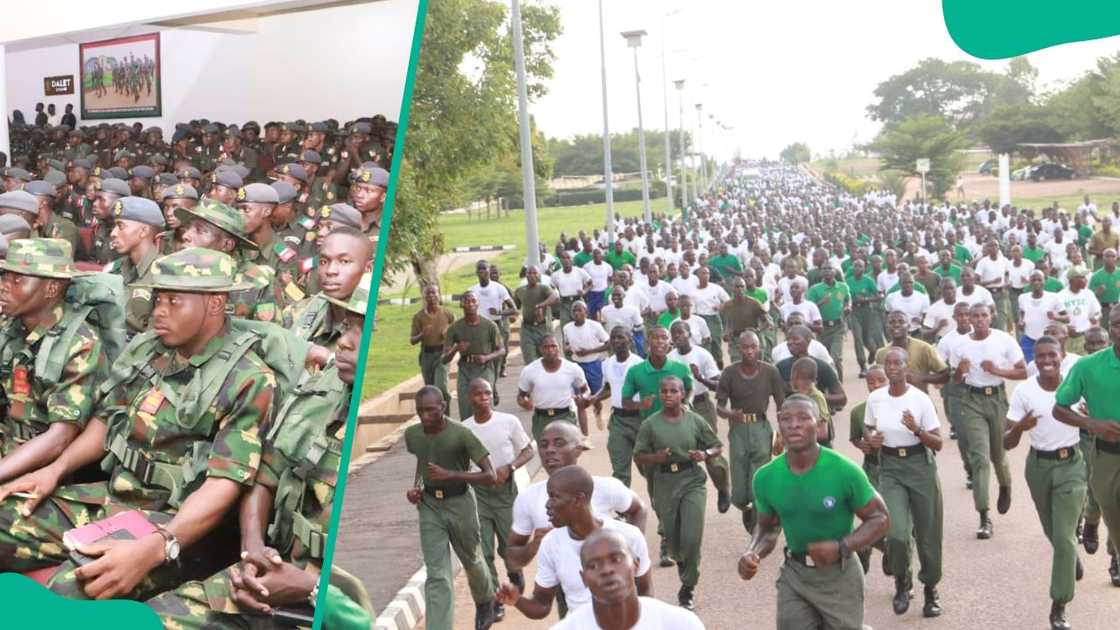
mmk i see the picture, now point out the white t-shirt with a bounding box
[877,270,900,294]
[555,267,591,298]
[957,285,996,308]
[864,384,941,448]
[518,359,588,409]
[776,275,809,304]
[550,596,705,630]
[602,353,643,406]
[1058,288,1101,333]
[771,340,835,367]
[922,299,957,339]
[975,255,1009,288]
[536,519,650,611]
[601,304,643,334]
[668,345,720,396]
[1007,376,1081,451]
[936,327,970,366]
[1007,259,1036,289]
[670,315,711,345]
[462,412,530,470]
[624,285,651,313]
[671,274,699,298]
[644,281,676,313]
[691,283,730,316]
[885,291,930,331]
[949,329,1024,387]
[469,282,513,321]
[582,261,613,292]
[779,300,821,325]
[512,476,639,535]
[563,320,610,363]
[1018,291,1065,340]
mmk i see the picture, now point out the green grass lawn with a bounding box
[1011,193,1120,212]
[361,197,673,398]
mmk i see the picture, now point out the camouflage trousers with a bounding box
[147,567,282,630]
[0,485,182,600]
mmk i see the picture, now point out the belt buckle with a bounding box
[434,489,444,499]
[804,555,816,568]
[547,408,556,417]
[898,448,907,457]
[746,413,756,423]
[984,387,993,396]
[1059,448,1070,460]
[670,463,680,473]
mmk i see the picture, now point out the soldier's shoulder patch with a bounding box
[274,242,297,263]
[283,235,303,246]
[131,287,152,302]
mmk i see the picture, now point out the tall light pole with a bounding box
[622,29,652,224]
[695,103,707,193]
[511,0,540,268]
[661,10,682,214]
[673,79,688,213]
[598,0,615,243]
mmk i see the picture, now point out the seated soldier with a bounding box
[177,198,281,322]
[84,177,130,265]
[147,274,374,628]
[156,182,199,255]
[104,197,165,337]
[285,227,373,345]
[0,248,275,601]
[0,239,105,483]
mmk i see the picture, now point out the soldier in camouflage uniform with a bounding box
[299,149,339,210]
[0,248,274,601]
[235,183,304,310]
[147,273,374,630]
[103,197,166,336]
[0,239,105,482]
[61,158,93,227]
[284,227,373,345]
[21,183,82,256]
[298,203,364,298]
[177,199,281,322]
[349,163,388,245]
[221,126,261,183]
[82,177,130,265]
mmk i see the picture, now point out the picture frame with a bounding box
[79,32,161,119]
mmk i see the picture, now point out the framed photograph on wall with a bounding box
[79,32,161,119]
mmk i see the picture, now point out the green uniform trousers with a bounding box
[607,410,643,487]
[475,479,518,585]
[455,361,497,421]
[1066,334,1086,357]
[941,383,973,479]
[1025,447,1088,604]
[530,408,575,442]
[818,320,846,381]
[959,387,1012,512]
[848,305,882,370]
[760,329,778,363]
[776,554,864,630]
[880,450,943,586]
[701,314,725,368]
[728,419,773,510]
[419,348,451,403]
[520,325,550,367]
[991,288,1013,331]
[650,465,707,588]
[417,491,496,630]
[496,318,511,377]
[692,395,731,494]
[1080,433,1101,525]
[1091,448,1120,561]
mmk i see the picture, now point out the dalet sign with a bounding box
[44,75,74,96]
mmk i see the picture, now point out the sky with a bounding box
[528,0,1120,160]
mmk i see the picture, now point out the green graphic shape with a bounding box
[944,0,1120,59]
[0,573,162,627]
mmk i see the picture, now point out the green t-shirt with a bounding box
[848,401,868,444]
[658,309,682,329]
[953,244,973,265]
[1090,267,1120,304]
[845,274,879,303]
[604,249,637,270]
[806,281,850,321]
[621,358,694,419]
[1045,277,1065,293]
[515,284,554,330]
[933,264,963,285]
[1078,224,1094,246]
[573,251,593,268]
[404,420,489,495]
[709,254,742,281]
[634,409,721,469]
[1055,347,1120,425]
[752,447,876,554]
[1023,246,1047,264]
[444,318,501,364]
[887,282,928,295]
[746,287,769,308]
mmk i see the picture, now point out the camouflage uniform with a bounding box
[109,248,161,336]
[0,240,104,453]
[0,249,275,602]
[284,294,347,348]
[40,214,82,259]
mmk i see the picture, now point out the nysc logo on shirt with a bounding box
[822,496,837,510]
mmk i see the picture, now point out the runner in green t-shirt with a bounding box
[805,266,851,380]
[604,241,637,270]
[738,395,888,630]
[845,258,884,376]
[1090,248,1120,322]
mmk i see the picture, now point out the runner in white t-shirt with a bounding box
[518,334,590,439]
[1017,270,1068,362]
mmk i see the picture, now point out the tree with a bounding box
[871,116,968,198]
[779,142,811,164]
[548,129,691,177]
[975,104,1063,156]
[389,0,562,287]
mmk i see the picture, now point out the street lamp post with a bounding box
[598,0,615,244]
[673,79,688,212]
[622,29,652,225]
[661,11,681,214]
[695,103,707,193]
[511,0,540,269]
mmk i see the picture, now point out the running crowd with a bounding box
[407,162,1120,630]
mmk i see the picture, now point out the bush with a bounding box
[507,180,668,209]
[823,171,870,196]
[1092,164,1120,177]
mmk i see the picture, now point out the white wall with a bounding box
[5,0,418,130]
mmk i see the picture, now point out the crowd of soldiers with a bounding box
[0,111,392,628]
[408,161,1120,630]
[87,53,157,102]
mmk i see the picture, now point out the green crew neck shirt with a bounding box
[806,281,851,321]
[621,358,694,419]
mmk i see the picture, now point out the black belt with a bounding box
[612,407,640,418]
[560,295,580,302]
[424,485,468,500]
[881,443,926,458]
[1098,439,1120,455]
[659,460,697,474]
[693,393,710,404]
[1032,446,1078,461]
[784,548,822,568]
[966,384,1004,396]
[421,345,442,353]
[823,319,842,328]
[534,407,571,417]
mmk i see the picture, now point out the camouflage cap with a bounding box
[353,163,389,188]
[174,198,257,249]
[0,237,87,279]
[113,196,165,228]
[177,166,202,180]
[320,203,362,229]
[98,177,131,197]
[276,162,308,183]
[150,154,169,166]
[24,180,57,198]
[0,190,39,215]
[236,183,279,204]
[323,271,372,316]
[132,247,250,293]
[270,181,297,204]
[162,183,198,201]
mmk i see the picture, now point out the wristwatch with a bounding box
[308,581,320,607]
[154,526,181,565]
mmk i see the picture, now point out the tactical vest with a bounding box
[293,294,330,343]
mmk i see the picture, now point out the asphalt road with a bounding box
[439,335,1120,630]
